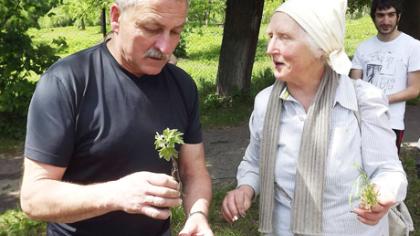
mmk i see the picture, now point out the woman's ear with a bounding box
[110,3,121,33]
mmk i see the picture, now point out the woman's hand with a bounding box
[353,189,396,225]
[221,185,254,223]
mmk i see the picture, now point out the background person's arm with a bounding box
[350,68,363,80]
[388,70,420,104]
[20,158,181,223]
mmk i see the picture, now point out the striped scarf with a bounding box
[259,66,338,235]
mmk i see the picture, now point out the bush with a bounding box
[0,210,46,236]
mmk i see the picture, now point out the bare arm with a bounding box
[350,69,363,80]
[388,70,420,104]
[20,158,181,223]
[178,143,211,215]
[178,143,213,236]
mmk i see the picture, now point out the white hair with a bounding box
[115,0,189,12]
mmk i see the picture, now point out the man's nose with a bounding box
[154,32,173,55]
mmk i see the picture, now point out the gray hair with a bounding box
[115,0,189,13]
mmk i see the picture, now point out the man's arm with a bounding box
[20,158,181,223]
[178,143,213,236]
[350,68,363,80]
[388,70,420,104]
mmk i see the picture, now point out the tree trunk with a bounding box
[399,0,420,40]
[80,18,85,30]
[101,7,107,38]
[216,0,265,96]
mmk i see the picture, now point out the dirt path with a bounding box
[1,103,418,213]
[0,122,250,213]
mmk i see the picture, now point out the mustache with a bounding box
[144,48,170,60]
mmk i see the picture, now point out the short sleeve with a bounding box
[351,46,363,70]
[408,38,420,72]
[183,81,202,144]
[24,73,76,167]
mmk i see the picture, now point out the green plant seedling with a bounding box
[154,128,184,182]
[349,165,379,211]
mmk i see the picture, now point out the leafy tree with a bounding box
[0,0,60,137]
[188,0,226,25]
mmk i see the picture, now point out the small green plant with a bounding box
[349,165,379,211]
[154,128,185,182]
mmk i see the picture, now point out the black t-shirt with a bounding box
[25,42,202,236]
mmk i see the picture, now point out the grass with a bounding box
[1,147,418,235]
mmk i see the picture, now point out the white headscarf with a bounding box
[276,0,351,75]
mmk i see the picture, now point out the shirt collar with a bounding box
[279,75,358,111]
[334,75,358,112]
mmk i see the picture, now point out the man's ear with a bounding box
[110,3,121,33]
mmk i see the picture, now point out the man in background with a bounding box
[350,0,420,153]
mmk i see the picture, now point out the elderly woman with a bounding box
[221,0,407,235]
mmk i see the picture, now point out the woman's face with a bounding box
[266,12,322,83]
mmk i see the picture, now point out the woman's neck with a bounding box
[287,65,325,112]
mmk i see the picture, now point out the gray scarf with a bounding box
[259,66,338,235]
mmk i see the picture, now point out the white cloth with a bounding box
[237,75,407,236]
[276,0,352,75]
[352,32,420,130]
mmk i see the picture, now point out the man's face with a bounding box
[373,7,400,36]
[111,0,187,76]
[266,13,322,83]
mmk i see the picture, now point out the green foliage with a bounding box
[154,128,184,162]
[188,0,226,25]
[348,0,371,14]
[400,148,420,236]
[39,0,112,29]
[0,210,46,236]
[0,0,61,138]
[28,26,103,58]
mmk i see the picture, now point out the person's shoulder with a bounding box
[44,43,104,78]
[255,85,273,102]
[253,85,274,113]
[355,36,377,50]
[163,63,195,86]
[399,32,420,48]
[164,63,191,78]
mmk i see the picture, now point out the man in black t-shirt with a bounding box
[20,0,213,235]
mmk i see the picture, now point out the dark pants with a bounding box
[393,129,404,154]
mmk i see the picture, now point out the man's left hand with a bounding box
[178,212,213,236]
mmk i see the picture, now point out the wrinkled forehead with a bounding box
[266,12,305,36]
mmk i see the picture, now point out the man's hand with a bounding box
[110,171,182,220]
[178,212,213,236]
[221,185,254,224]
[353,189,396,225]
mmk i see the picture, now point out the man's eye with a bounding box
[144,27,160,34]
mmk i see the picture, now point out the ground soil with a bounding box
[0,122,250,213]
[0,104,418,213]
